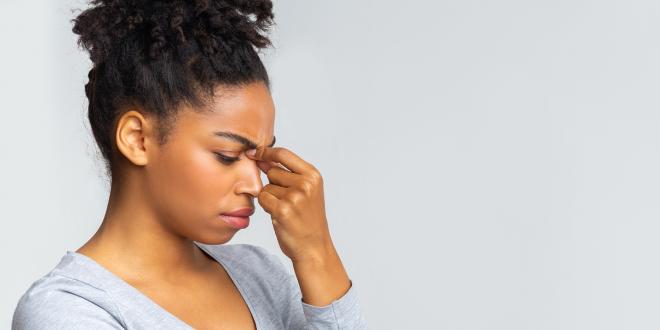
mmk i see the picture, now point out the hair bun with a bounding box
[72,0,274,64]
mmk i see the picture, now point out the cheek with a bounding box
[154,147,234,212]
[176,149,234,199]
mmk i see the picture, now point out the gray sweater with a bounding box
[12,242,367,329]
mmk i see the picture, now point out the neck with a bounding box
[77,170,211,282]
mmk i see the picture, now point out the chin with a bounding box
[192,231,237,245]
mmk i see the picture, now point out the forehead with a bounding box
[177,82,275,144]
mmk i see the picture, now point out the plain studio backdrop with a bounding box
[2,0,660,329]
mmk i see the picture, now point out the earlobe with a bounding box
[115,110,151,166]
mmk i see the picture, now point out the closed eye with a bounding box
[214,152,240,165]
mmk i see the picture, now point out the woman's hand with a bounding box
[245,146,332,262]
[245,146,351,306]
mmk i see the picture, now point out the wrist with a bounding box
[291,242,351,306]
[291,241,338,268]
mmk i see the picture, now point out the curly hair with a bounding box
[71,0,275,181]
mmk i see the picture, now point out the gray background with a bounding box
[2,0,660,329]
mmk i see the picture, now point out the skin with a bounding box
[76,81,351,329]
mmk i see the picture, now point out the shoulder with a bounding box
[12,271,124,329]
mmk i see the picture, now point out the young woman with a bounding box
[12,0,367,329]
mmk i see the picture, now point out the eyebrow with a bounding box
[212,131,276,149]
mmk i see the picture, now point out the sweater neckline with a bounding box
[63,241,260,329]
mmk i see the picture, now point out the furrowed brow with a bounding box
[213,131,276,149]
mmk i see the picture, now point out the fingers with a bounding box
[264,167,300,188]
[255,160,272,174]
[262,183,287,198]
[258,188,295,221]
[257,189,279,215]
[248,147,316,175]
[255,160,284,174]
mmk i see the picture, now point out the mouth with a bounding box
[221,207,255,217]
[219,207,254,229]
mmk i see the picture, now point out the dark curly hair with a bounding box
[71,0,275,181]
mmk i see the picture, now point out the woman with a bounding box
[12,0,367,329]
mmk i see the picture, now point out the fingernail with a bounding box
[246,149,256,157]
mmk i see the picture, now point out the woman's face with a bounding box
[144,81,275,244]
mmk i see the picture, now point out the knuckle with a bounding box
[309,170,322,183]
[278,201,293,217]
[288,191,304,204]
[299,180,314,194]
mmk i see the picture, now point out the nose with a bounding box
[235,157,264,198]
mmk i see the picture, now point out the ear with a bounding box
[115,110,156,166]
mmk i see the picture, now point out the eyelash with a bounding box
[214,152,240,165]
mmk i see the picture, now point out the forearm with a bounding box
[291,242,351,307]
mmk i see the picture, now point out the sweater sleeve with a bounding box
[256,247,368,330]
[299,279,368,329]
[12,283,125,330]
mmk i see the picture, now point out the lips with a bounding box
[221,207,255,217]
